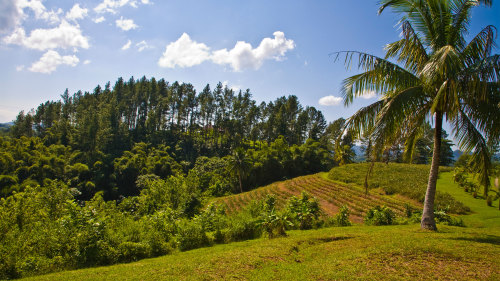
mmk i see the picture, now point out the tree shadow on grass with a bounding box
[449,235,500,246]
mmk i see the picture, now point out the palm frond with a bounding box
[461,88,500,142]
[421,45,462,83]
[462,25,497,65]
[453,108,492,187]
[371,86,427,146]
[385,20,429,73]
[458,54,500,104]
[448,0,479,48]
[333,51,420,106]
[342,99,386,140]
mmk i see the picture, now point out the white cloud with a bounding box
[65,4,88,22]
[29,50,79,74]
[94,0,149,14]
[158,33,210,68]
[115,16,137,31]
[3,20,89,50]
[136,40,150,51]
[211,31,295,71]
[319,95,342,106]
[83,59,91,65]
[17,0,62,25]
[360,90,376,99]
[121,39,131,50]
[15,65,24,71]
[158,31,295,71]
[93,16,105,23]
[0,0,22,33]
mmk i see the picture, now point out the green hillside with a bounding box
[23,164,500,280]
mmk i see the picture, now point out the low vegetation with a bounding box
[1,162,477,279]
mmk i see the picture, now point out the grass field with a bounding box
[24,164,500,280]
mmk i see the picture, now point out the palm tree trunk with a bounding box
[421,112,443,231]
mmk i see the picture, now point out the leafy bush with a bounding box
[364,206,395,226]
[335,205,351,227]
[226,213,262,242]
[175,219,210,251]
[258,194,288,238]
[117,242,151,262]
[259,209,288,238]
[284,192,322,230]
[433,210,465,227]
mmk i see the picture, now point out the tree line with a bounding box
[2,77,338,200]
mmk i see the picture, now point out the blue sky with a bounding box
[1,0,499,131]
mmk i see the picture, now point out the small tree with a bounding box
[228,147,251,193]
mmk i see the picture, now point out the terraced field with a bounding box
[215,173,420,222]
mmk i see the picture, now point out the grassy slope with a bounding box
[438,172,500,228]
[25,166,500,281]
[25,225,500,280]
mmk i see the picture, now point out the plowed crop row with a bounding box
[214,173,421,221]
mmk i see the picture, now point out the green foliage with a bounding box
[225,213,262,242]
[176,219,210,251]
[284,192,322,230]
[364,206,395,226]
[258,194,288,238]
[433,210,465,227]
[335,205,352,227]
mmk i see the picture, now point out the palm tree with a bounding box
[229,147,251,193]
[335,0,500,230]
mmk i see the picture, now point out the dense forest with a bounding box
[1,76,340,200]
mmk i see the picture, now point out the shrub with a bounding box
[259,209,288,238]
[434,210,465,227]
[284,192,322,230]
[226,214,261,242]
[364,206,395,226]
[334,205,351,227]
[176,219,210,251]
[117,242,151,262]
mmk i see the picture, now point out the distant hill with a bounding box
[0,122,13,128]
[453,150,463,161]
[0,122,12,134]
[352,145,365,162]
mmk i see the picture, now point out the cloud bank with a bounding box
[158,31,295,71]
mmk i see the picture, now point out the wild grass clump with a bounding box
[328,163,469,214]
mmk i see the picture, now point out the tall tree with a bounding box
[336,0,500,230]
